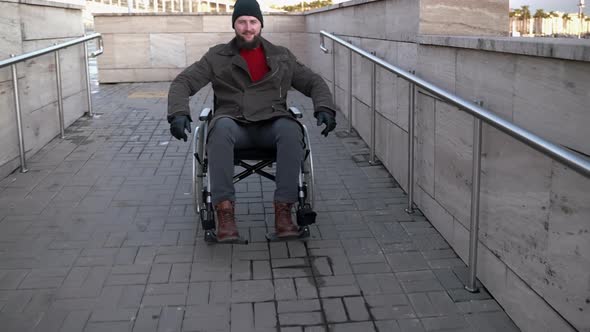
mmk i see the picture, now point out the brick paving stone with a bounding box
[60,310,92,332]
[278,299,321,313]
[294,278,318,299]
[252,261,271,280]
[183,304,230,331]
[279,312,324,326]
[343,296,370,321]
[157,306,184,332]
[273,278,296,301]
[84,321,133,332]
[89,307,137,322]
[322,298,347,323]
[230,302,253,331]
[0,270,28,290]
[456,300,502,314]
[254,302,277,328]
[132,307,160,332]
[231,280,274,303]
[0,83,517,332]
[355,273,403,295]
[464,311,520,332]
[374,319,425,332]
[329,321,376,332]
[420,314,470,331]
[407,291,459,317]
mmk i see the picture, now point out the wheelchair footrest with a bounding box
[200,208,215,230]
[265,226,310,242]
[203,230,249,245]
[296,205,317,227]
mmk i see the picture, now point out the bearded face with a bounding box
[234,16,262,49]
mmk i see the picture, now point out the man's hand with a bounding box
[315,111,336,137]
[170,115,191,141]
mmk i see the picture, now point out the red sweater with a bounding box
[240,46,269,82]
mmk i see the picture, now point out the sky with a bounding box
[510,0,586,13]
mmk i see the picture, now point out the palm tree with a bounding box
[563,13,573,34]
[533,9,547,34]
[548,11,560,34]
[521,5,531,34]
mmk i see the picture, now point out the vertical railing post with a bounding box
[10,55,28,173]
[369,51,378,164]
[54,47,65,139]
[466,108,483,293]
[348,48,353,134]
[331,39,336,104]
[83,40,94,118]
[406,76,416,214]
[180,0,183,12]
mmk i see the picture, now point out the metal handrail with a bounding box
[319,30,590,292]
[0,33,103,173]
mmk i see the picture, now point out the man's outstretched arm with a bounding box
[289,50,338,136]
[167,55,214,123]
[167,55,214,141]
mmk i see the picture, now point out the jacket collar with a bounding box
[216,36,281,57]
[217,36,282,87]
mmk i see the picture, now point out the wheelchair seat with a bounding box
[234,148,276,163]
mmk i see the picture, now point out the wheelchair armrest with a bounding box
[199,108,213,121]
[289,107,303,119]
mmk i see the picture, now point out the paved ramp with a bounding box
[0,83,519,331]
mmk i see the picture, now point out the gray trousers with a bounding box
[207,117,305,205]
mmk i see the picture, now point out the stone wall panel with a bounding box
[420,0,509,36]
[513,56,590,155]
[150,33,186,68]
[20,5,83,40]
[433,100,473,227]
[0,2,22,82]
[415,92,435,196]
[94,15,204,34]
[455,49,516,121]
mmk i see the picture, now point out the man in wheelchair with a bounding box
[166,0,338,243]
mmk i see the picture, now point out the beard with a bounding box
[235,32,262,50]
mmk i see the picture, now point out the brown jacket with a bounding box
[167,36,337,126]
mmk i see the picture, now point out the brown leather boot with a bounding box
[215,200,240,242]
[274,201,300,238]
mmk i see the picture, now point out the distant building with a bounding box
[509,10,590,37]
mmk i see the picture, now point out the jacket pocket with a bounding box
[271,103,287,113]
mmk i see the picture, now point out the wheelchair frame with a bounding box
[192,107,316,243]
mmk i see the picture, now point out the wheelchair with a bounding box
[192,107,317,244]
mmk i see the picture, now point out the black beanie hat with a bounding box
[232,0,264,28]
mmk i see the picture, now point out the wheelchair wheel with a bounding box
[192,123,206,214]
[302,125,315,209]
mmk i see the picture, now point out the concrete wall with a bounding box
[94,13,307,83]
[303,1,589,331]
[0,0,88,179]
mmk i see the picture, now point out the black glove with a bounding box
[315,110,336,137]
[169,115,191,141]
